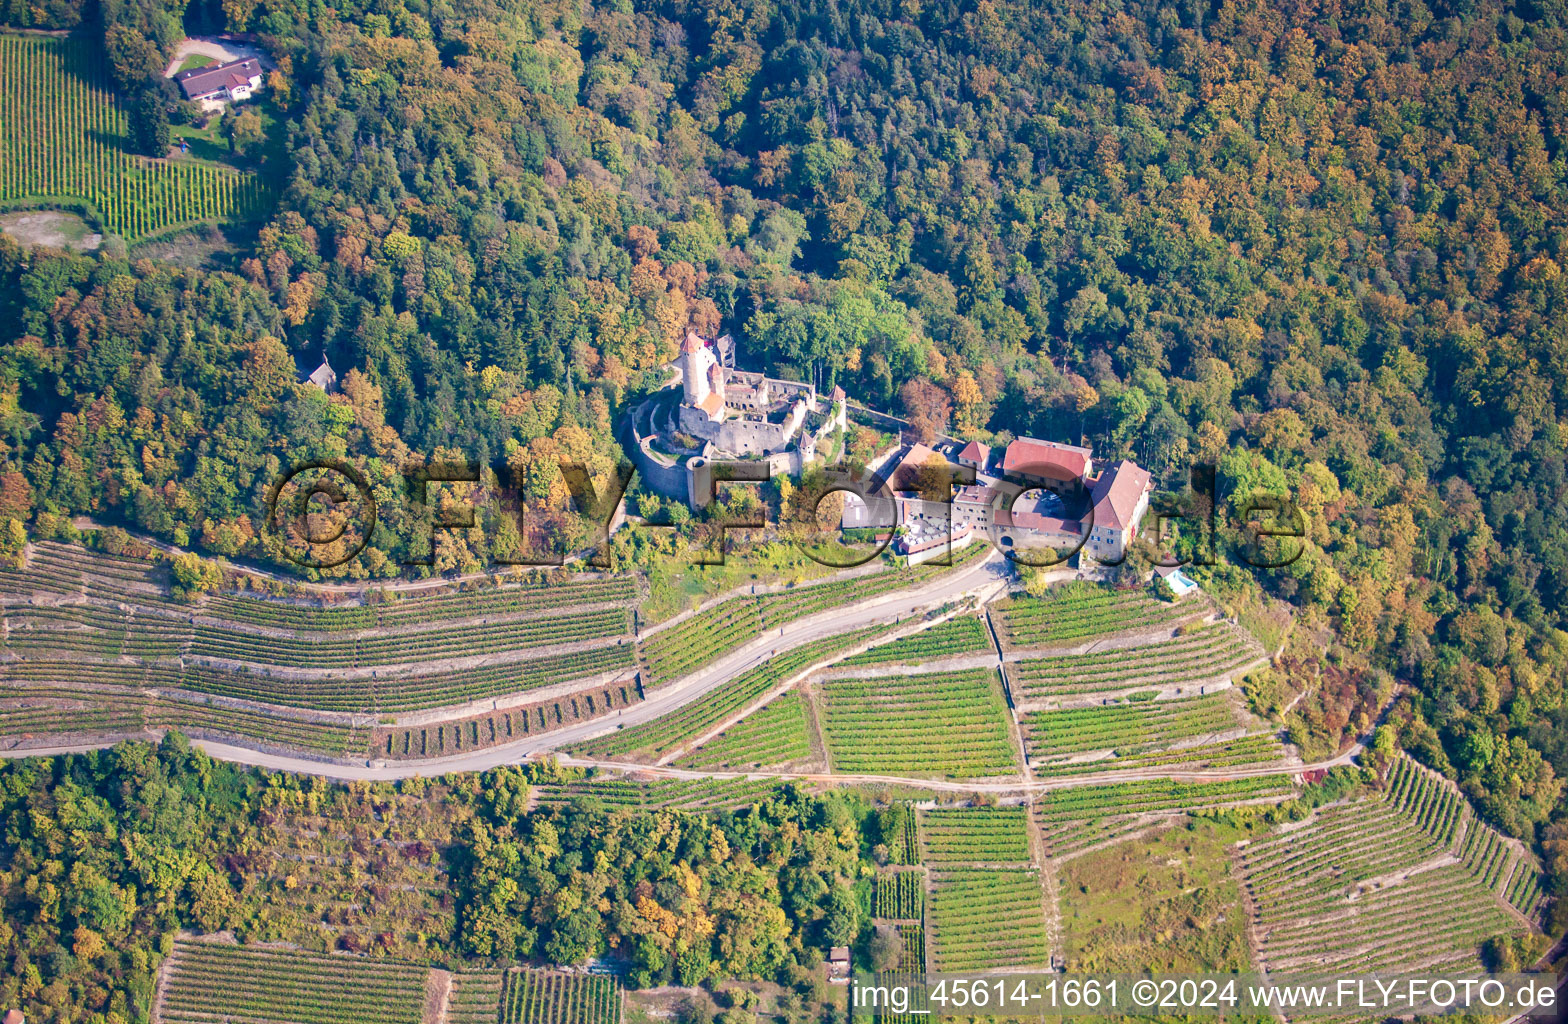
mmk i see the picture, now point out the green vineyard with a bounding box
[1006,622,1262,699]
[638,548,987,685]
[500,968,621,1024]
[837,615,993,666]
[1034,776,1297,857]
[1240,795,1524,974]
[159,939,428,1024]
[1386,755,1465,845]
[447,973,506,1024]
[570,625,881,760]
[873,870,925,920]
[1024,692,1238,757]
[0,35,268,238]
[673,690,815,770]
[919,807,1032,865]
[992,583,1200,650]
[818,668,1017,778]
[927,868,1051,971]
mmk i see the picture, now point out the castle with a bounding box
[628,330,848,508]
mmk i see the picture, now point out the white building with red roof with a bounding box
[956,439,991,472]
[1084,459,1152,561]
[174,58,265,109]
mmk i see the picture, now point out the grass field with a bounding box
[1059,818,1252,972]
[0,36,268,238]
[818,668,1017,778]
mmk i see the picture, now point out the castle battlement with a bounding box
[628,329,849,507]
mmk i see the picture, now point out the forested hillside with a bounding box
[2,0,1567,958]
[0,739,874,1023]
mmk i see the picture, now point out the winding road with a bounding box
[0,547,1361,801]
[2,549,1015,781]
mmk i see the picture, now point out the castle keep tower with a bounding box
[679,330,717,406]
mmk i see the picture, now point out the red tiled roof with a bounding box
[175,58,261,100]
[696,392,724,416]
[1089,459,1151,530]
[958,440,990,463]
[680,329,706,354]
[1001,437,1091,482]
[888,443,942,489]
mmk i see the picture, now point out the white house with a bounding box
[175,58,265,109]
[1083,460,1153,562]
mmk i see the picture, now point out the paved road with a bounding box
[0,545,1367,800]
[2,550,1010,781]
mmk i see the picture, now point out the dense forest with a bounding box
[2,0,1567,992]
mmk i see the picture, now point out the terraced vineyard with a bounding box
[532,774,783,811]
[568,626,881,761]
[1006,622,1260,700]
[0,36,268,239]
[927,868,1051,970]
[1032,735,1287,777]
[992,582,1202,650]
[873,870,925,920]
[869,970,927,1024]
[0,682,356,755]
[204,573,637,631]
[1035,776,1297,857]
[1459,811,1547,919]
[836,615,992,666]
[372,679,642,759]
[1386,755,1465,844]
[1239,796,1524,973]
[1386,756,1547,920]
[887,806,920,865]
[919,807,1032,865]
[499,968,621,1024]
[158,939,427,1024]
[895,925,925,971]
[0,544,640,729]
[3,603,630,668]
[818,668,1016,778]
[639,596,763,684]
[1024,692,1237,755]
[638,548,987,685]
[447,972,505,1024]
[672,690,814,770]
